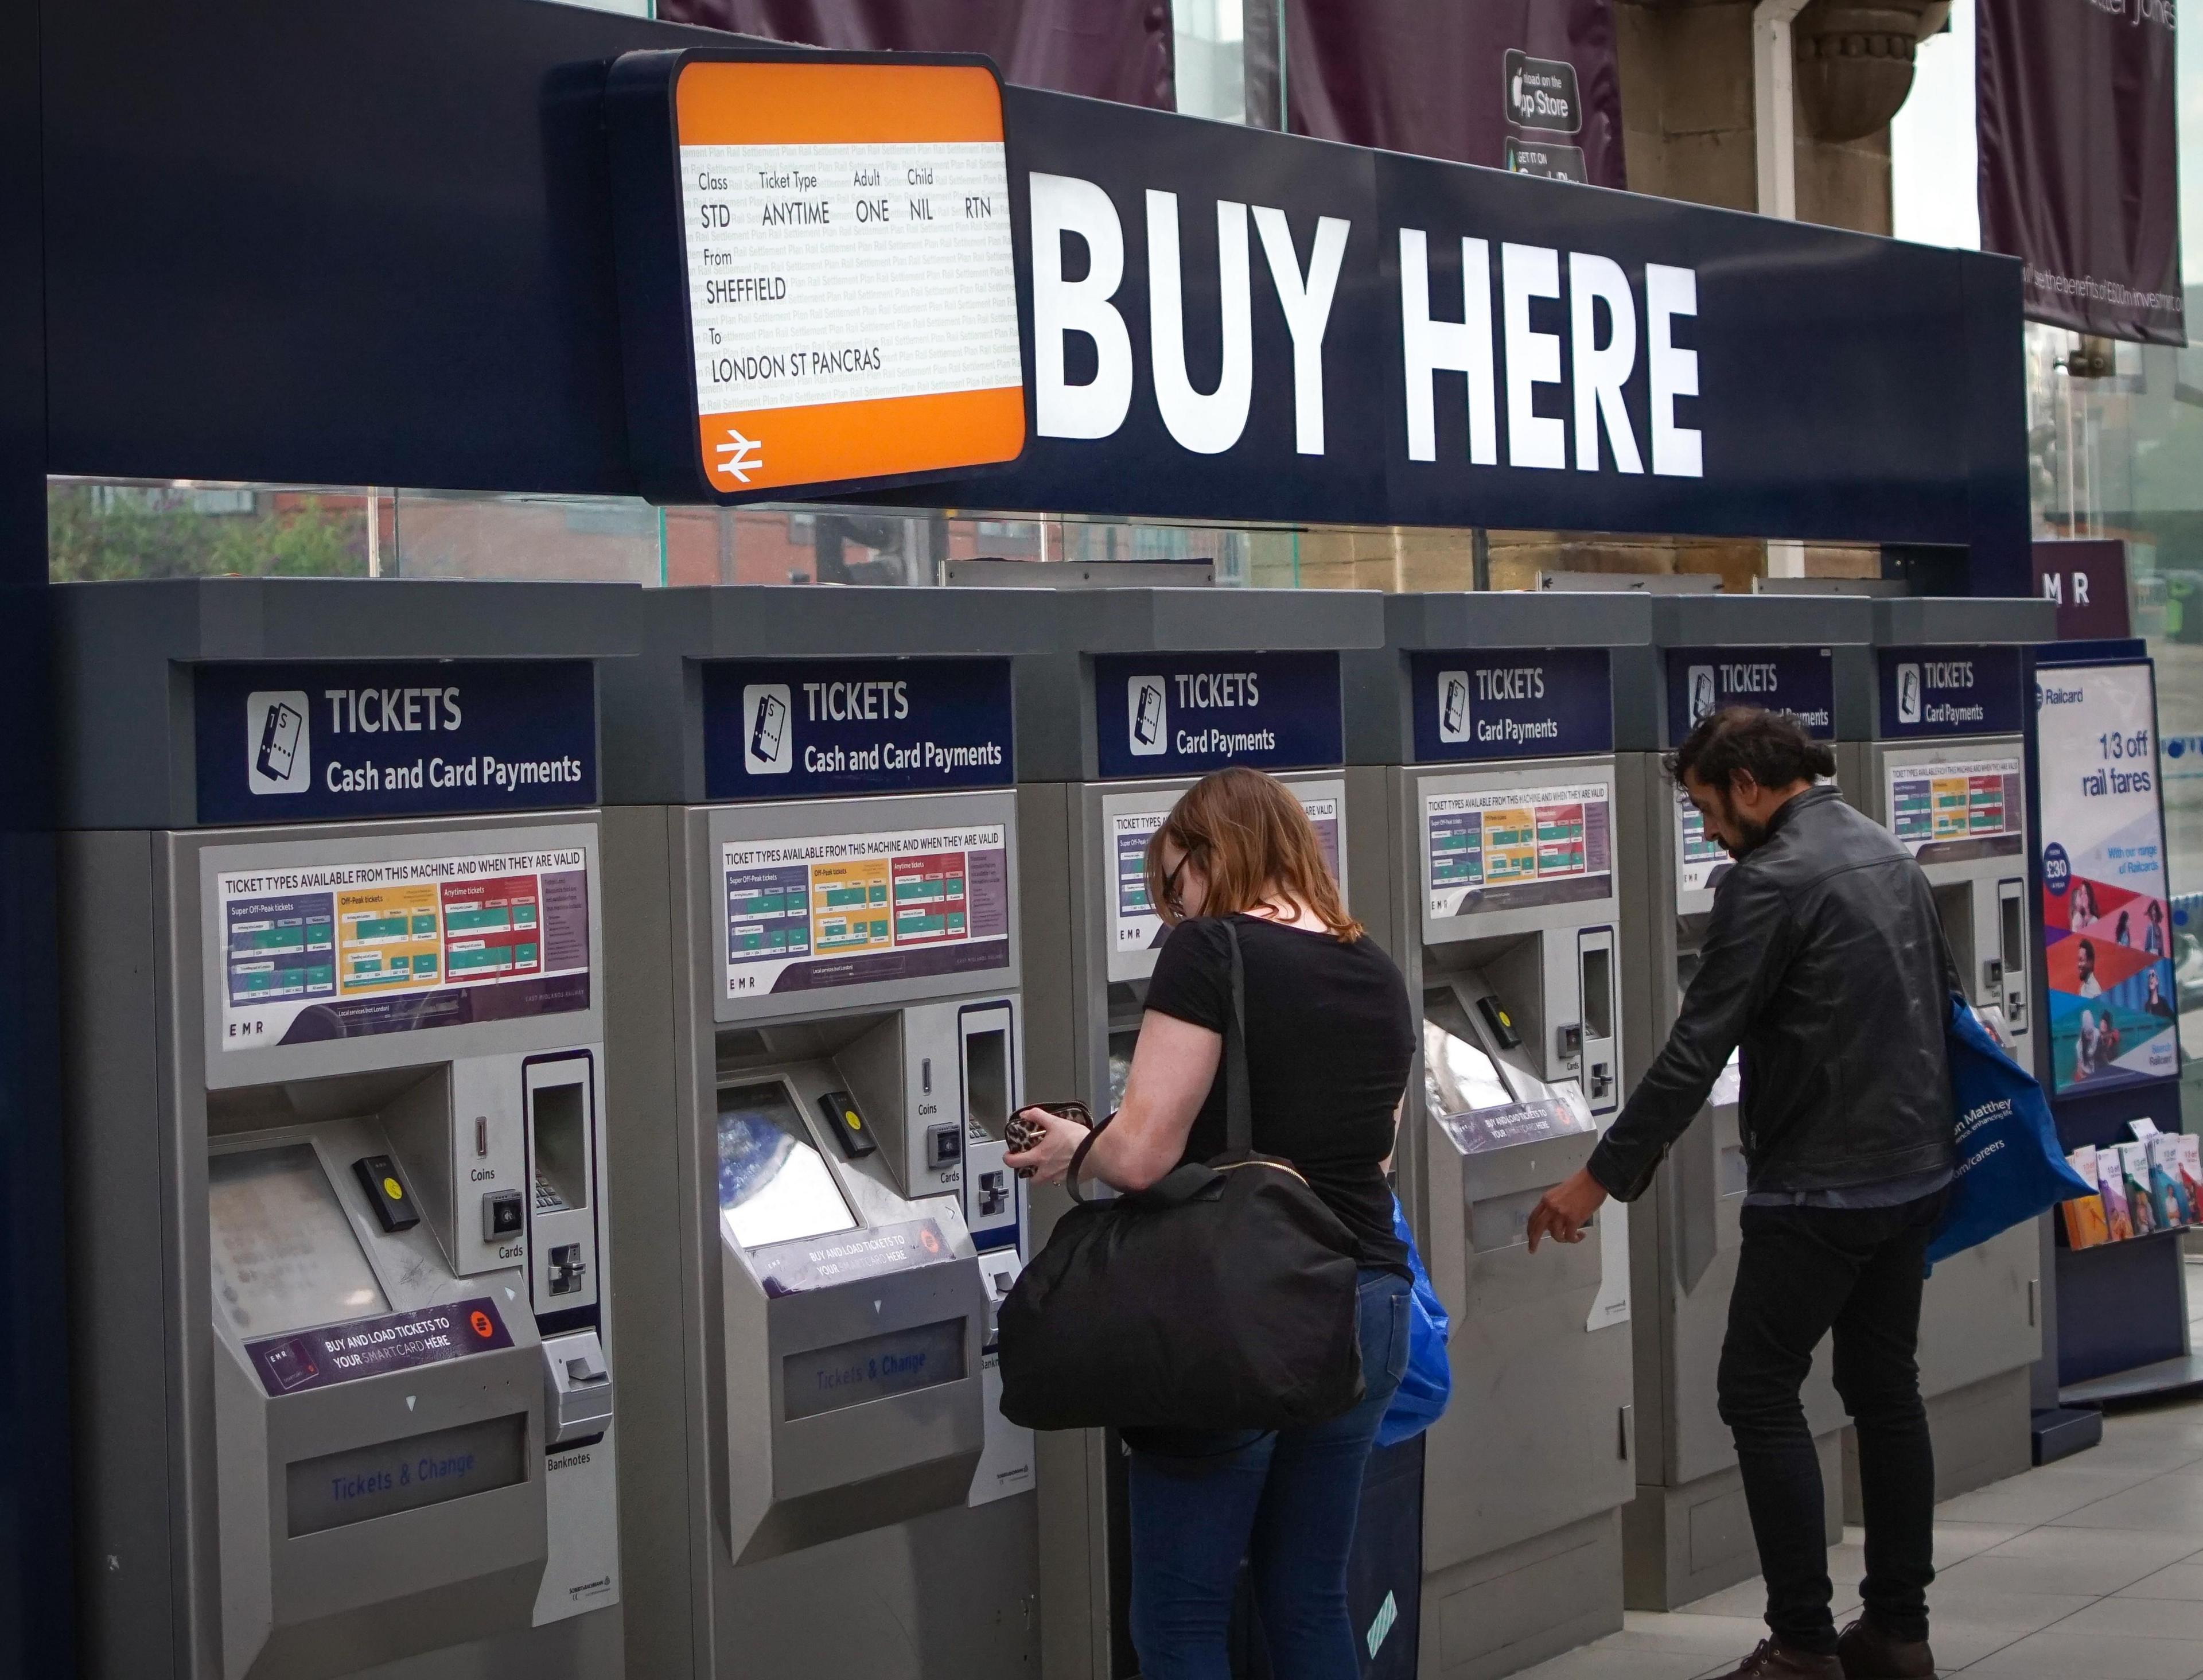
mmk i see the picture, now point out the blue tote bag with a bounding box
[1928,993,2097,1267]
[1376,1196,1452,1447]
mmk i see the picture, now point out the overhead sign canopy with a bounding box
[608,51,1027,503]
[41,0,2033,592]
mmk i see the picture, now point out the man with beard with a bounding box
[1528,706,1957,1680]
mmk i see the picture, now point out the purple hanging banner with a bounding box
[1278,0,1625,188]
[652,0,1175,110]
[1978,0,2184,345]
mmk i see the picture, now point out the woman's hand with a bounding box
[1005,1106,1091,1185]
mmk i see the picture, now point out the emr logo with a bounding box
[1128,675,1168,757]
[246,690,311,795]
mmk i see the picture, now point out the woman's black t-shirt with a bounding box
[1142,913,1414,1276]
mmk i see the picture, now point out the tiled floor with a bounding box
[1516,1262,2203,1679]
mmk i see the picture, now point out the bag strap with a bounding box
[1223,919,1254,1157]
[1065,1110,1114,1205]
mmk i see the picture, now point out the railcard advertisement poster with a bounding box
[2036,660,2178,1094]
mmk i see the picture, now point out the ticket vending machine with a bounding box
[1343,592,1651,1680]
[56,578,634,1679]
[600,586,1058,1680]
[1014,586,1385,1680]
[1839,596,2055,1506]
[1619,595,1875,1610]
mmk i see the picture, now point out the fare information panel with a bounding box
[218,849,592,1050]
[723,823,1011,996]
[1886,756,2024,859]
[1424,782,1613,919]
[1676,799,1731,897]
[674,59,1023,496]
[1105,791,1342,962]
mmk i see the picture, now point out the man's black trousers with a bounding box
[1718,1189,1948,1654]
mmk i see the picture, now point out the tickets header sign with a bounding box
[1875,645,2025,740]
[1091,651,1343,779]
[1663,647,1836,744]
[194,661,597,826]
[702,657,1014,800]
[1407,648,1613,764]
[609,51,1027,504]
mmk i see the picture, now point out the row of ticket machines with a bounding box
[56,577,2053,1680]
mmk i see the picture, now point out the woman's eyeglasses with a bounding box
[1162,850,1193,911]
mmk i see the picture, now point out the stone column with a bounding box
[1614,0,1947,235]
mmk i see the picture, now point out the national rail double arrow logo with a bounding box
[714,427,765,485]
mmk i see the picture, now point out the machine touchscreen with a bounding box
[209,1143,390,1339]
[1423,995,1513,1118]
[717,1082,859,1250]
[1107,1029,1138,1112]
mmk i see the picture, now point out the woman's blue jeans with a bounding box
[1126,1267,1413,1680]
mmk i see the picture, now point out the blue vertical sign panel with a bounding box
[702,657,1014,800]
[1092,651,1342,779]
[1407,648,1613,764]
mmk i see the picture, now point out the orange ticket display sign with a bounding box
[609,51,1026,503]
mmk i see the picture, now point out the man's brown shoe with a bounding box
[1707,1638,1843,1679]
[1836,1617,1936,1679]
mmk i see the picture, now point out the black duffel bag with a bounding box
[998,920,1364,1433]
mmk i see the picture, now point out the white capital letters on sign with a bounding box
[1400,230,1497,465]
[1147,192,1254,455]
[1501,242,1566,470]
[1032,172,1134,440]
[1252,208,1350,456]
[1570,252,1643,474]
[1647,262,1703,478]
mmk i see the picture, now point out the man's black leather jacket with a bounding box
[1587,785,1957,1201]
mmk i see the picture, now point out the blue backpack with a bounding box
[1928,993,2096,1267]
